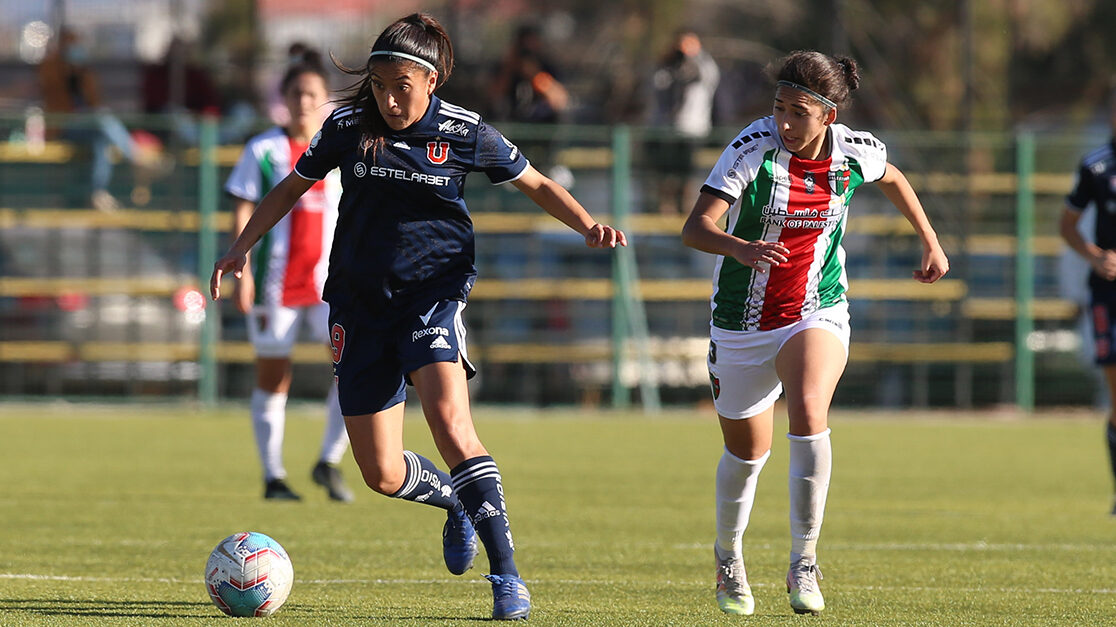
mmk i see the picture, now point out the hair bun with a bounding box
[836,56,860,91]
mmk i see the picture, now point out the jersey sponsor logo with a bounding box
[437,119,470,137]
[338,117,359,128]
[364,165,450,186]
[804,172,816,194]
[412,326,449,342]
[353,162,367,177]
[393,141,412,150]
[427,141,450,164]
[760,204,840,229]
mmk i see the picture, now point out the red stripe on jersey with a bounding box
[281,137,327,307]
[759,155,833,330]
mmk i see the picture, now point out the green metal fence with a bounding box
[0,112,1101,409]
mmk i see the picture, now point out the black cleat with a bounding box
[264,478,301,500]
[312,461,354,503]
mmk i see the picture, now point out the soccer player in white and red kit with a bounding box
[225,49,352,503]
[683,50,949,616]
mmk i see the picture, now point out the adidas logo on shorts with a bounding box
[430,336,452,350]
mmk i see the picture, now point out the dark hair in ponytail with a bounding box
[333,13,454,159]
[769,50,860,110]
[280,45,328,94]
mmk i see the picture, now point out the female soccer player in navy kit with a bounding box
[211,13,625,621]
[1060,90,1116,514]
[682,51,948,616]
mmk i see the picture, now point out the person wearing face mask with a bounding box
[38,27,146,211]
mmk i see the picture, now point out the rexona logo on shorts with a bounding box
[412,327,449,343]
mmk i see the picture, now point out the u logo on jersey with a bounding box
[427,141,450,164]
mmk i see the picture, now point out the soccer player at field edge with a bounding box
[1059,88,1116,515]
[210,13,626,621]
[682,50,949,616]
[225,48,354,503]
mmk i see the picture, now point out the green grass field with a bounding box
[1,403,1114,626]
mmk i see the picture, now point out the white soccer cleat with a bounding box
[714,545,755,615]
[786,559,824,615]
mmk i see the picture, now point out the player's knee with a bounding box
[358,465,405,496]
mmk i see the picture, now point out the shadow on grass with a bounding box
[0,598,219,619]
[0,598,497,621]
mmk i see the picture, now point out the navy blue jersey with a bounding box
[1067,139,1116,291]
[295,95,529,315]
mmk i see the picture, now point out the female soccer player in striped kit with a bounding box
[225,48,353,503]
[211,13,625,620]
[682,50,949,615]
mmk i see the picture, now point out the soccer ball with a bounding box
[204,531,294,617]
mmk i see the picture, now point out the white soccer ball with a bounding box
[204,531,294,617]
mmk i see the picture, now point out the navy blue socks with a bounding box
[451,455,518,576]
[390,450,458,510]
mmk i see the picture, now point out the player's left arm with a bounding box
[876,162,950,283]
[510,165,627,248]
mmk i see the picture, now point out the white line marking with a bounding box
[2,573,1114,594]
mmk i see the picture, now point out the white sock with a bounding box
[318,381,350,465]
[715,447,770,555]
[250,388,288,482]
[787,429,832,564]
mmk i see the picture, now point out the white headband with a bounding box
[777,80,837,110]
[369,50,437,73]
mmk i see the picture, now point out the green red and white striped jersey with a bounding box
[700,116,887,331]
[225,127,340,308]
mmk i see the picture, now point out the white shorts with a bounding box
[246,302,330,358]
[708,302,850,420]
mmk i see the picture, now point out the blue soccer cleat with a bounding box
[442,503,478,575]
[484,574,531,620]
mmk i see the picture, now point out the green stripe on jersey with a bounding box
[712,150,778,329]
[251,151,277,306]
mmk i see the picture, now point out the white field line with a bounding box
[672,542,1116,552]
[2,573,1115,595]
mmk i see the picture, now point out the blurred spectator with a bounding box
[141,36,256,145]
[491,24,574,188]
[38,27,152,211]
[648,30,720,214]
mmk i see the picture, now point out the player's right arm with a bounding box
[681,192,789,273]
[1060,205,1116,281]
[230,198,257,313]
[211,172,315,301]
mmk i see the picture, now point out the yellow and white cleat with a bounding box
[714,545,755,616]
[786,559,824,615]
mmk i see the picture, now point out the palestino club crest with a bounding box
[427,141,450,164]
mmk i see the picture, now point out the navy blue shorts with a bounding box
[328,299,477,416]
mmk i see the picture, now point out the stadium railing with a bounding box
[0,113,1095,408]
